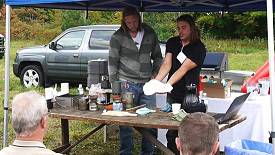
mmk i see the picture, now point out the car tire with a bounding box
[20,65,44,88]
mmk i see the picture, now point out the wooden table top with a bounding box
[49,108,246,131]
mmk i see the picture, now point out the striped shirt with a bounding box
[108,23,163,83]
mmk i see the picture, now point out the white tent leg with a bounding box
[266,0,275,154]
[3,5,11,148]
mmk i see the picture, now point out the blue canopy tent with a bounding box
[4,0,275,154]
[5,0,270,12]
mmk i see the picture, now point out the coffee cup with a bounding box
[172,103,181,114]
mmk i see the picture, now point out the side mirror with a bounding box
[49,42,56,50]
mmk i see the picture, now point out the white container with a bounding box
[156,93,167,109]
[172,103,181,114]
[247,83,258,100]
[78,84,84,95]
[45,87,54,100]
[258,78,270,96]
[61,83,69,94]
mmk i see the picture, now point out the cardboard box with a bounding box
[202,78,233,98]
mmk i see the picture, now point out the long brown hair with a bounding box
[177,14,200,43]
[121,6,142,32]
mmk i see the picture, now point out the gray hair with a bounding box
[12,91,48,137]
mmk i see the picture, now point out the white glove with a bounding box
[164,83,173,92]
[157,83,173,93]
[143,79,163,95]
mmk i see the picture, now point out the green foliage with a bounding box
[4,8,269,42]
[197,12,267,39]
[234,12,267,38]
[197,13,238,38]
[143,12,177,41]
[61,11,121,31]
[15,8,55,23]
[61,10,86,31]
[3,8,62,42]
[203,37,267,54]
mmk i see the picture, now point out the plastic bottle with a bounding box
[78,84,84,95]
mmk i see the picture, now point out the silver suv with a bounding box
[13,25,165,87]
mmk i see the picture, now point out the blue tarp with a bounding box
[5,0,270,12]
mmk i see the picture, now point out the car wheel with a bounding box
[20,65,44,88]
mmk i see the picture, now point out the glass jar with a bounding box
[89,98,97,111]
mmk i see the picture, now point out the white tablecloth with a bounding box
[207,93,272,150]
[157,93,272,151]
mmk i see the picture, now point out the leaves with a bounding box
[0,8,269,42]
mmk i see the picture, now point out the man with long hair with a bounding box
[108,6,163,155]
[154,14,207,154]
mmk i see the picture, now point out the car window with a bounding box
[89,30,115,49]
[56,30,85,50]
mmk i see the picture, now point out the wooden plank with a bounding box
[53,144,70,153]
[49,108,180,129]
[61,124,105,154]
[135,127,175,155]
[61,119,69,147]
[49,108,246,131]
[49,108,246,155]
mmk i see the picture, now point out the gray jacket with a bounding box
[108,23,163,83]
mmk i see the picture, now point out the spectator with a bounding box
[176,112,219,155]
[0,91,62,155]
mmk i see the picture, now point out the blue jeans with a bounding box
[119,81,157,155]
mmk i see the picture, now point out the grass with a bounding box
[0,38,269,154]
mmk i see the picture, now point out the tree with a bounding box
[61,10,85,30]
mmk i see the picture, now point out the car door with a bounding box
[46,30,85,81]
[80,30,116,79]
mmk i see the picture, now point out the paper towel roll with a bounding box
[61,83,69,94]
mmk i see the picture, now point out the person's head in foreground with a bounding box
[12,91,48,141]
[176,112,219,155]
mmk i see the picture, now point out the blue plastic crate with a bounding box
[225,139,273,155]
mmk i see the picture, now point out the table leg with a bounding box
[61,123,105,154]
[61,119,70,147]
[53,119,70,153]
[134,127,175,155]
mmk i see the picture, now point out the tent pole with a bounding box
[3,4,10,148]
[266,0,275,154]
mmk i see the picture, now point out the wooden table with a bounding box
[49,108,246,155]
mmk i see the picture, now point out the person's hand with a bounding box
[157,83,173,93]
[164,83,173,92]
[143,79,162,95]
